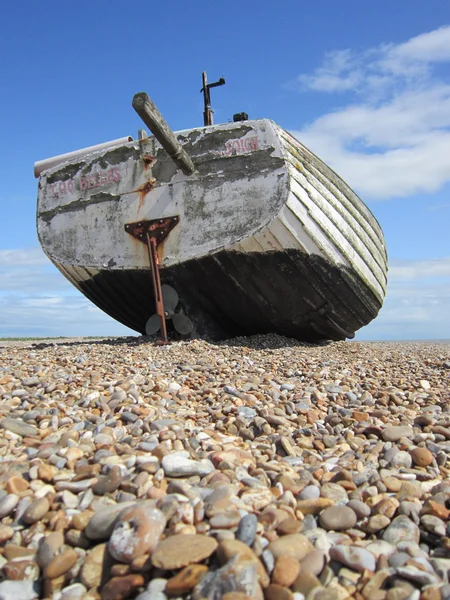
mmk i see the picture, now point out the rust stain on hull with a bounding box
[137,178,156,211]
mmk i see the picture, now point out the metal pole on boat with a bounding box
[201,71,225,126]
[132,93,195,176]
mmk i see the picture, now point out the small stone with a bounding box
[296,498,334,515]
[216,539,270,587]
[298,485,320,500]
[382,515,420,545]
[272,555,301,587]
[108,503,166,563]
[264,584,294,600]
[291,570,322,596]
[3,559,39,581]
[85,501,135,540]
[300,550,326,576]
[101,574,145,600]
[382,426,414,442]
[267,534,313,562]
[161,453,214,478]
[347,500,370,520]
[236,514,258,546]
[22,496,50,524]
[37,531,64,569]
[329,545,376,573]
[0,525,14,543]
[152,534,218,570]
[45,548,78,579]
[319,506,357,531]
[410,447,433,467]
[80,543,113,589]
[59,583,87,599]
[366,514,391,533]
[421,515,446,536]
[6,476,29,495]
[92,465,123,496]
[0,417,38,437]
[0,494,19,518]
[165,564,208,596]
[0,580,39,600]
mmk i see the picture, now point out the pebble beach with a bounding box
[0,335,449,600]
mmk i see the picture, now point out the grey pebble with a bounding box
[236,513,258,546]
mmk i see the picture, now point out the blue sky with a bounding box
[1,1,449,339]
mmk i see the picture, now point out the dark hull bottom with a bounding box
[76,249,382,341]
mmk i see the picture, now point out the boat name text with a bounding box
[223,136,259,156]
[48,168,121,196]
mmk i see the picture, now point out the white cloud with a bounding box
[356,257,450,340]
[0,247,49,267]
[290,26,450,199]
[389,257,450,281]
[0,246,135,338]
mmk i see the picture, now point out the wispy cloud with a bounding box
[0,246,134,337]
[289,26,450,199]
[357,256,450,339]
[0,247,50,267]
[389,257,450,281]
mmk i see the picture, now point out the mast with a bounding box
[201,71,225,126]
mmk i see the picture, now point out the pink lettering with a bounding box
[67,180,75,193]
[112,168,121,182]
[79,177,88,191]
[58,181,66,194]
[223,136,260,156]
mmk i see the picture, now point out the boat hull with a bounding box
[37,119,388,341]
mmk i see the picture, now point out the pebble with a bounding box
[382,425,414,442]
[108,503,166,563]
[44,548,78,579]
[236,514,258,546]
[165,564,208,596]
[152,534,218,570]
[319,506,357,531]
[0,336,448,599]
[410,447,434,467]
[161,453,215,477]
[382,515,420,545]
[329,544,376,572]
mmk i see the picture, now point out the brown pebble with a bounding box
[101,574,145,600]
[264,584,294,600]
[110,564,131,577]
[3,559,39,580]
[165,564,208,596]
[217,539,270,587]
[71,510,94,531]
[276,518,302,535]
[0,525,14,543]
[45,548,78,579]
[152,534,218,570]
[296,498,334,515]
[410,447,433,467]
[268,534,313,562]
[22,496,50,524]
[3,545,36,561]
[291,570,322,596]
[6,476,29,494]
[81,543,114,589]
[272,555,300,587]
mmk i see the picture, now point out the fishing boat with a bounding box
[34,74,387,342]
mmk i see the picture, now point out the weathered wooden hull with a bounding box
[37,119,388,341]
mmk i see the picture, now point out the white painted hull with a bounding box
[36,119,387,340]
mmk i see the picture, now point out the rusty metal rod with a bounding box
[132,92,195,176]
[146,233,168,343]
